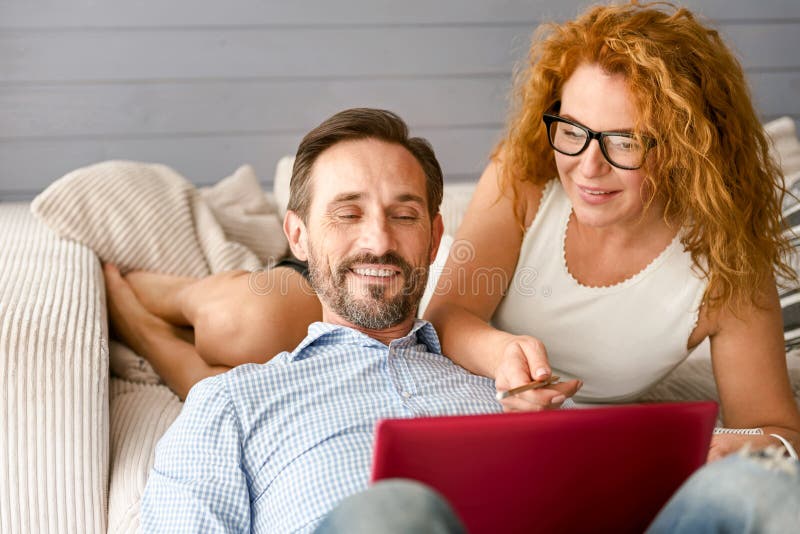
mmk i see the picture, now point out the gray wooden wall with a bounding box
[1,0,798,201]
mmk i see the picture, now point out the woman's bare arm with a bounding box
[424,161,582,408]
[701,278,800,459]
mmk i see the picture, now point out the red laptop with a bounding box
[371,401,717,534]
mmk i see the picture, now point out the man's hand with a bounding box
[494,335,582,412]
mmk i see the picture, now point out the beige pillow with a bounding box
[31,160,211,277]
[201,164,288,267]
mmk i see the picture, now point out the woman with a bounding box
[423,2,800,460]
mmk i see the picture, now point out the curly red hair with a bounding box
[497,1,794,311]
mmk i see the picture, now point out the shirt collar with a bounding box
[289,319,443,361]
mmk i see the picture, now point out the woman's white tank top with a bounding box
[491,180,708,402]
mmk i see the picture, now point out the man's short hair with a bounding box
[287,108,444,222]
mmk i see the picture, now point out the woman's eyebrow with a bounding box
[559,113,635,134]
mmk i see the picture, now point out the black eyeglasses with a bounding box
[542,113,654,170]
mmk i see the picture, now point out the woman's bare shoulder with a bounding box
[471,156,546,230]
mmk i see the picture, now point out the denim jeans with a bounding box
[317,453,799,533]
[647,451,800,533]
[314,479,466,534]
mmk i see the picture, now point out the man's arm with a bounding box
[141,375,251,533]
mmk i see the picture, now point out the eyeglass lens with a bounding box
[548,120,645,169]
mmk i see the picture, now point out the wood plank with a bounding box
[0,77,510,138]
[2,0,798,28]
[0,127,501,194]
[2,70,796,140]
[749,71,800,119]
[0,26,526,83]
[2,23,796,84]
[721,25,800,71]
[4,113,799,201]
[0,172,480,202]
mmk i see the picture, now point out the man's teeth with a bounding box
[353,268,396,277]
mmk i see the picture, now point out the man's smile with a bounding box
[350,264,402,281]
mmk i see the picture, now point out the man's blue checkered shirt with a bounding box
[141,320,502,533]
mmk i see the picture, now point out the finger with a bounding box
[500,386,553,410]
[550,379,583,398]
[499,380,582,411]
[548,394,567,409]
[708,435,745,461]
[517,338,551,381]
[507,380,582,404]
[501,395,546,412]
[707,444,724,463]
[500,388,563,411]
[501,403,528,413]
[497,354,534,390]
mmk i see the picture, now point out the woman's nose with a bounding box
[578,139,611,178]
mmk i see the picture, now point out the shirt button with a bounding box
[401,391,412,399]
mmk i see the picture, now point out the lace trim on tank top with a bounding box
[560,206,683,294]
[523,179,558,233]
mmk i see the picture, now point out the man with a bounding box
[128,108,527,532]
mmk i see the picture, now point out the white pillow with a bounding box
[273,155,295,219]
[418,234,454,318]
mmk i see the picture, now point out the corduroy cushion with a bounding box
[107,379,182,534]
[0,204,108,534]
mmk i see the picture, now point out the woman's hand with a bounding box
[494,335,582,412]
[708,433,792,463]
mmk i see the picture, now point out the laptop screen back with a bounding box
[371,401,717,534]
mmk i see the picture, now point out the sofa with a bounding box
[1,118,800,533]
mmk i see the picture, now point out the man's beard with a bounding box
[307,245,430,330]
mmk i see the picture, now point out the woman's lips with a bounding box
[576,185,622,204]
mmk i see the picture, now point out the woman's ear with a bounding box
[283,210,309,261]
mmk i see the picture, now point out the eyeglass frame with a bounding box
[542,113,655,170]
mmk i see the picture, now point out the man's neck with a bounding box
[321,311,417,345]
